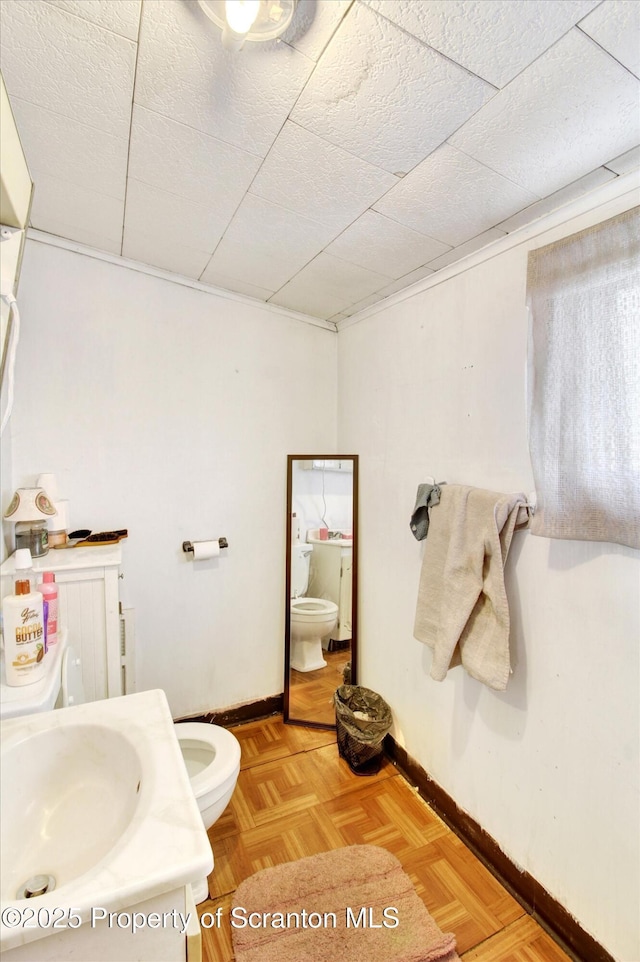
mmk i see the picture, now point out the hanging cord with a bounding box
[0,291,20,436]
[319,460,329,529]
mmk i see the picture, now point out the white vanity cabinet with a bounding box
[307,540,353,643]
[0,886,201,962]
[0,544,124,702]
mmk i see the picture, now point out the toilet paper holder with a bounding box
[182,537,228,554]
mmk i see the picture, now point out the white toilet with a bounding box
[175,722,241,829]
[290,544,338,672]
[174,722,241,904]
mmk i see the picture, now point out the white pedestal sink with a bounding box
[0,690,212,961]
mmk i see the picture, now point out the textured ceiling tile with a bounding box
[579,0,640,78]
[496,167,618,232]
[449,29,640,196]
[0,0,136,139]
[290,2,495,174]
[374,144,538,246]
[124,179,232,252]
[364,0,600,88]
[11,97,128,201]
[129,106,262,212]
[375,265,436,298]
[300,252,391,302]
[43,0,142,40]
[282,0,354,61]
[198,270,275,302]
[269,251,390,318]
[250,122,398,230]
[269,285,348,320]
[426,228,507,271]
[325,210,450,278]
[3,0,636,319]
[135,0,314,157]
[605,145,640,175]
[30,170,124,244]
[35,227,121,256]
[123,230,212,280]
[201,195,338,293]
[341,291,387,317]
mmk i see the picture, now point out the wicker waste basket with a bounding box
[334,685,392,776]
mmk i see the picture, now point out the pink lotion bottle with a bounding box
[37,572,58,646]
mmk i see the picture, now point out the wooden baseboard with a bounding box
[384,735,614,962]
[175,693,284,728]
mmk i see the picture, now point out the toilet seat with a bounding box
[291,597,338,620]
[176,723,241,800]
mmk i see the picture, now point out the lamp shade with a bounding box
[4,487,56,522]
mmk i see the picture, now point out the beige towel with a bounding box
[414,485,528,691]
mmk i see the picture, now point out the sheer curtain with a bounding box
[526,206,640,549]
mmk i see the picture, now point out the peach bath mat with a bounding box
[231,845,459,962]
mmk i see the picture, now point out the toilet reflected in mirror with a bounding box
[290,544,338,672]
[284,456,358,729]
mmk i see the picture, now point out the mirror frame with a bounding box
[284,455,358,729]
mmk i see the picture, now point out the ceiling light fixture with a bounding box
[198,0,297,52]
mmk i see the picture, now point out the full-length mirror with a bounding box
[284,456,358,728]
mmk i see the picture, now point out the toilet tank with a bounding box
[291,544,313,598]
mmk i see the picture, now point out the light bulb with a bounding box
[225,0,260,34]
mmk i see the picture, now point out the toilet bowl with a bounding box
[175,722,241,905]
[176,722,241,829]
[290,597,338,672]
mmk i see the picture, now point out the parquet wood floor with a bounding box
[289,649,350,725]
[197,716,572,962]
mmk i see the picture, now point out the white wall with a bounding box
[4,240,337,718]
[337,190,640,961]
[291,461,353,542]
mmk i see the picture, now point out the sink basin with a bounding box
[0,689,213,955]
[1,723,142,901]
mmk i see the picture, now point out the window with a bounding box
[526,206,639,549]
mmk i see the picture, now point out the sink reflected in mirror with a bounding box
[284,456,358,729]
[1,723,142,902]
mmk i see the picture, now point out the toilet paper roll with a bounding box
[192,540,220,561]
